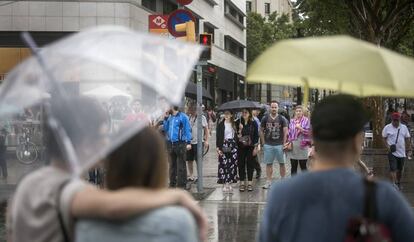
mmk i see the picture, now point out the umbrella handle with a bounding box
[20,32,81,176]
[302,78,309,108]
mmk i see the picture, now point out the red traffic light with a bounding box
[199,34,212,60]
[199,34,212,46]
[202,36,208,45]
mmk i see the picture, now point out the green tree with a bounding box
[247,12,295,66]
[295,0,414,147]
[247,12,269,66]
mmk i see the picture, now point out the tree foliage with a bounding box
[247,12,295,66]
[295,0,414,54]
[294,0,414,147]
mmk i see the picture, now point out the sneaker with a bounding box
[262,181,271,189]
[393,183,400,191]
[396,182,402,190]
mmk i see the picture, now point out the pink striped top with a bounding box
[288,116,311,147]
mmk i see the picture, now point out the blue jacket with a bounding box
[164,112,192,143]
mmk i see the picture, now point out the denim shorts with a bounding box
[263,144,285,164]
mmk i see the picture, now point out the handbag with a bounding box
[345,178,393,242]
[238,122,254,148]
[239,135,252,147]
[390,128,400,153]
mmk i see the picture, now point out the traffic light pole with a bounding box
[196,61,207,193]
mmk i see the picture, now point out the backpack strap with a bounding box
[56,180,70,242]
[363,178,377,220]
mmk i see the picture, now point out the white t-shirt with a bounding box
[189,115,208,144]
[224,122,234,140]
[382,123,411,157]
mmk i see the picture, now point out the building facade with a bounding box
[245,0,294,105]
[0,0,247,106]
[246,0,292,17]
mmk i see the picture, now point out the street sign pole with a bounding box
[196,61,207,193]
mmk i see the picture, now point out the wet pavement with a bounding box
[193,129,414,242]
[0,128,413,241]
[190,129,291,242]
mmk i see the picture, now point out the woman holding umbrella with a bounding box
[216,110,239,193]
[236,109,259,192]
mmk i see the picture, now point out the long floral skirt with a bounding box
[217,139,238,184]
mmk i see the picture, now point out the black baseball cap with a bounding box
[311,94,370,141]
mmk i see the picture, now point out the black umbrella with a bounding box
[217,100,259,111]
[185,81,213,100]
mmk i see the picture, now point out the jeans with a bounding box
[76,206,198,242]
[167,142,187,188]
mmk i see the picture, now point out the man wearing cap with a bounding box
[259,95,414,242]
[382,112,411,190]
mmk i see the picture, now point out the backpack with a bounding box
[345,178,393,242]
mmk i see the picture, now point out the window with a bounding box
[267,84,271,103]
[224,36,245,59]
[142,0,156,12]
[224,0,245,28]
[265,3,270,14]
[203,23,215,43]
[246,1,252,12]
[162,0,177,14]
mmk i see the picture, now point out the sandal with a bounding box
[247,184,253,192]
[239,184,245,192]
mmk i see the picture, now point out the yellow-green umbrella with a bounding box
[247,35,414,106]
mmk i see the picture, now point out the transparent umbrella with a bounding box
[0,26,202,177]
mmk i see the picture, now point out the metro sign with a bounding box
[148,15,169,35]
[152,16,166,28]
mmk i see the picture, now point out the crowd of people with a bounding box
[4,94,414,242]
[216,100,312,193]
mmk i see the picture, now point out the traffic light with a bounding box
[174,21,196,42]
[199,33,212,60]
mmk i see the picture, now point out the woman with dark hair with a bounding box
[76,127,199,242]
[236,109,259,192]
[216,110,239,193]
